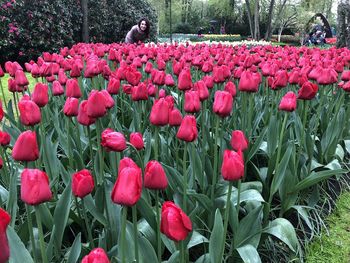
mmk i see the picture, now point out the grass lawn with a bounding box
[305,191,350,263]
[0,73,36,106]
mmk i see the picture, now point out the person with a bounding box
[125,17,150,44]
[220,25,225,35]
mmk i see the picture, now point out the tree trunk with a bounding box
[270,0,288,39]
[253,0,260,40]
[245,0,254,38]
[81,0,89,42]
[264,0,275,40]
[181,0,186,23]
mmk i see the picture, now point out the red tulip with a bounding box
[144,160,168,190]
[193,80,209,101]
[0,65,4,77]
[21,168,52,205]
[165,74,175,87]
[15,69,29,86]
[230,130,249,151]
[130,132,144,150]
[160,201,192,241]
[178,68,192,90]
[101,128,127,152]
[238,70,259,92]
[213,91,233,117]
[0,131,10,146]
[279,91,297,112]
[63,97,79,117]
[18,95,41,126]
[0,100,4,122]
[169,108,183,126]
[52,80,64,96]
[32,83,49,107]
[132,82,148,101]
[176,115,197,142]
[203,75,214,89]
[184,90,201,113]
[87,90,108,118]
[100,90,115,109]
[81,248,110,263]
[111,158,142,206]
[58,69,68,85]
[107,78,120,95]
[77,100,96,126]
[224,81,237,97]
[221,150,244,181]
[72,169,94,198]
[150,98,169,126]
[152,70,166,86]
[125,67,142,86]
[66,78,82,98]
[298,81,318,100]
[12,131,39,161]
[0,208,10,263]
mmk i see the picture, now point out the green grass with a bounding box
[305,191,350,263]
[0,73,36,105]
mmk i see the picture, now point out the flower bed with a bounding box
[0,42,350,262]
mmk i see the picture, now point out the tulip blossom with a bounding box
[213,90,233,117]
[0,131,10,146]
[178,68,192,90]
[297,81,318,100]
[176,115,198,142]
[221,150,245,181]
[87,90,108,118]
[160,201,192,241]
[52,80,65,96]
[72,169,94,198]
[0,208,10,263]
[184,90,201,113]
[107,78,120,95]
[32,83,49,107]
[230,130,249,152]
[130,132,144,150]
[111,158,142,206]
[12,131,39,162]
[169,108,183,126]
[82,248,110,263]
[149,98,170,126]
[144,160,168,190]
[279,91,297,112]
[77,100,96,126]
[21,168,52,205]
[101,128,127,152]
[63,97,79,117]
[18,95,41,126]
[66,78,82,98]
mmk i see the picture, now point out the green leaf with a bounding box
[237,244,261,263]
[84,194,108,226]
[263,218,298,252]
[325,159,342,170]
[344,139,350,154]
[188,231,209,249]
[209,209,224,263]
[8,226,34,263]
[267,115,278,158]
[53,183,72,251]
[139,235,158,263]
[270,142,293,198]
[67,233,81,263]
[292,169,347,192]
[246,127,267,162]
[166,251,180,263]
[335,144,345,161]
[234,206,262,248]
[195,253,211,263]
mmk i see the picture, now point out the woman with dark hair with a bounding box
[125,18,150,44]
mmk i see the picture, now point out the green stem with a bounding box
[220,182,233,261]
[132,205,139,263]
[120,206,127,263]
[87,126,95,172]
[155,192,161,262]
[154,126,159,161]
[26,205,38,263]
[210,117,220,211]
[66,118,73,169]
[35,206,48,263]
[180,240,185,263]
[95,120,104,185]
[201,102,207,190]
[235,179,242,224]
[182,142,188,213]
[81,198,94,248]
[12,92,19,123]
[274,112,288,181]
[0,79,7,111]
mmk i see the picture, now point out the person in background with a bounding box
[125,17,150,44]
[220,25,225,35]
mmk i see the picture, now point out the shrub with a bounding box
[189,34,241,42]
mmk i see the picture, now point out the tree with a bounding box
[336,1,350,48]
[81,0,89,42]
[264,0,275,40]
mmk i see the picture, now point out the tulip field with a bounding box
[1,42,350,263]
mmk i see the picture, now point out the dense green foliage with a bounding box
[0,0,157,63]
